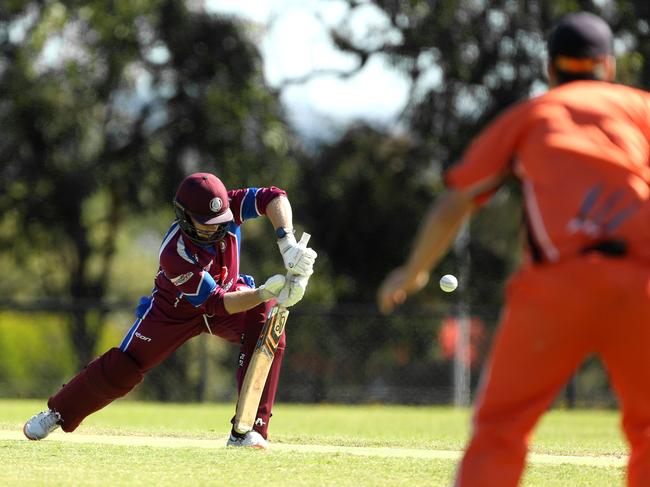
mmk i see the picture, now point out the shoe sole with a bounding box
[226,442,268,449]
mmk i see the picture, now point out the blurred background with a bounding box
[1,0,648,409]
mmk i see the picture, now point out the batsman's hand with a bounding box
[278,274,310,308]
[277,233,317,276]
[258,274,287,301]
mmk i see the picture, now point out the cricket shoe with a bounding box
[226,430,269,449]
[23,409,62,440]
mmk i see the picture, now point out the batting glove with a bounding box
[277,234,317,276]
[258,274,287,301]
[277,274,310,308]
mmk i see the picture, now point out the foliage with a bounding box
[298,126,440,302]
[0,312,76,396]
[2,0,650,404]
[299,0,650,312]
[0,0,297,367]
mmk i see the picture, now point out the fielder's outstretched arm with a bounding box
[377,188,474,314]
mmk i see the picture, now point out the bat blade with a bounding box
[233,232,310,435]
[233,305,289,434]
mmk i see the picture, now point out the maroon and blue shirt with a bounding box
[121,186,286,349]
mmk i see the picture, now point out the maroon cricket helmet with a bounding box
[173,172,233,244]
[175,173,233,224]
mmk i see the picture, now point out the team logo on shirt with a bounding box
[219,266,229,283]
[170,271,194,286]
[223,278,235,291]
[210,197,222,213]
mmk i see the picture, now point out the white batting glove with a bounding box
[258,274,287,301]
[277,274,310,308]
[278,233,317,277]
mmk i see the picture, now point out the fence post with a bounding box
[453,221,471,408]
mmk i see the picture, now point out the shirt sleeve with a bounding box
[444,100,530,206]
[228,187,287,225]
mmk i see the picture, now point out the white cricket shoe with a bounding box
[23,410,62,440]
[226,430,269,449]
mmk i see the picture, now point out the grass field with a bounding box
[1,399,628,486]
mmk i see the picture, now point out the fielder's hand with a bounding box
[277,233,317,276]
[277,274,310,308]
[258,274,287,301]
[377,267,430,314]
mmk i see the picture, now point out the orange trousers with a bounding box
[454,255,650,487]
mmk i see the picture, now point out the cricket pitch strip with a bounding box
[0,430,626,468]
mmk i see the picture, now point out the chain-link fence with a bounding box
[0,301,616,408]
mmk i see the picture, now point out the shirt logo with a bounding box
[170,271,193,286]
[135,332,152,342]
[210,197,222,212]
[219,266,229,283]
[222,278,235,291]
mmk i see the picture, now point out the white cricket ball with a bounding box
[439,274,458,293]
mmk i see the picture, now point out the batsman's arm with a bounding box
[265,194,293,233]
[222,286,278,314]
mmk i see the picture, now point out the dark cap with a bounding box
[548,12,613,60]
[174,172,233,225]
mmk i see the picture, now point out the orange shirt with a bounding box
[445,81,650,264]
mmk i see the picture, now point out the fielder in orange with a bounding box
[378,12,650,487]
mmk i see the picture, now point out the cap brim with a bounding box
[195,208,233,225]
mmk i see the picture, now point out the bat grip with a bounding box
[298,232,311,247]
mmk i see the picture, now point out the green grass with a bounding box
[1,399,627,486]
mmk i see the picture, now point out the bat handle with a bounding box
[289,232,311,276]
[298,232,311,248]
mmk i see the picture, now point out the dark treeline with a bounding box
[1,0,647,403]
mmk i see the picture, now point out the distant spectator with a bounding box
[438,317,487,369]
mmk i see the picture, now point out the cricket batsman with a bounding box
[378,12,650,487]
[24,172,317,449]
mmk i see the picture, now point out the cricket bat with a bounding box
[233,233,310,434]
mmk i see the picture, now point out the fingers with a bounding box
[302,247,317,263]
[378,287,406,315]
[259,274,287,300]
[287,247,317,276]
[293,254,316,276]
[377,267,408,315]
[265,274,286,292]
[278,274,309,307]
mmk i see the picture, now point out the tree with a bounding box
[275,1,650,402]
[289,0,650,307]
[0,0,296,369]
